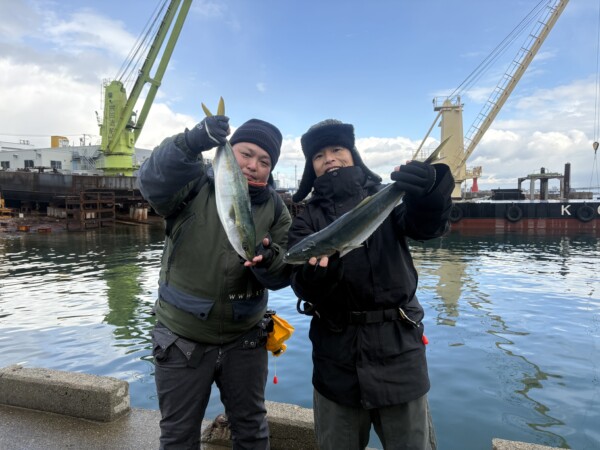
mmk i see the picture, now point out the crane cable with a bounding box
[115,0,168,93]
[449,0,551,101]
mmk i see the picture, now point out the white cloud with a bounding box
[42,10,136,59]
[0,58,100,147]
[273,77,600,191]
[357,136,419,179]
[1,1,598,196]
[0,2,185,149]
[135,102,196,150]
[191,0,227,19]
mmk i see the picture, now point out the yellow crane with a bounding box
[97,0,192,176]
[414,0,569,199]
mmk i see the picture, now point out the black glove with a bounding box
[301,253,344,285]
[254,234,275,267]
[185,115,230,154]
[391,160,436,198]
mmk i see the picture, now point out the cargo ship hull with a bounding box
[449,200,600,233]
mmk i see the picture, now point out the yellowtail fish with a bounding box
[283,138,449,264]
[204,98,256,261]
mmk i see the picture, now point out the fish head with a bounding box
[242,230,256,261]
[283,239,338,265]
[283,239,319,265]
[241,241,254,260]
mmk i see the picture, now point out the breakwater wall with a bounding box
[0,365,559,450]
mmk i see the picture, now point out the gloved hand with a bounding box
[244,235,275,267]
[391,160,436,198]
[185,115,230,154]
[254,235,274,267]
[301,253,344,285]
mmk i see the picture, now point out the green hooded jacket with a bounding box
[138,133,291,344]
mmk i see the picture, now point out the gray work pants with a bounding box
[313,389,436,450]
[152,322,269,450]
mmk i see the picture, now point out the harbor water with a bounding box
[0,224,598,449]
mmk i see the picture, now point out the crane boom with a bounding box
[98,0,192,176]
[462,0,569,167]
[423,0,569,198]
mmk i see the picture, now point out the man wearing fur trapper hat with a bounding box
[138,113,291,449]
[289,119,454,450]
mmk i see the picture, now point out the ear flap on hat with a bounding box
[350,147,381,183]
[292,159,315,203]
[293,119,381,203]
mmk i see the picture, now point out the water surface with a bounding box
[0,226,598,449]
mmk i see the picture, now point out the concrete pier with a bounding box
[0,365,562,450]
[0,365,129,422]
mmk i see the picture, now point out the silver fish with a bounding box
[203,97,255,261]
[283,138,449,264]
[214,140,256,261]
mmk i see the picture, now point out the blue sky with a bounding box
[1,0,600,191]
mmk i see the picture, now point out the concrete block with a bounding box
[266,401,316,449]
[492,438,560,450]
[201,401,316,449]
[0,365,130,422]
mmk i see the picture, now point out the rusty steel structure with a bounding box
[0,171,142,211]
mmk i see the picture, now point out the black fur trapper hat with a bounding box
[292,119,381,203]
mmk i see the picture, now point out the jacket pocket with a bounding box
[151,323,181,366]
[158,285,215,320]
[151,322,203,368]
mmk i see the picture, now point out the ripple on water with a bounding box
[1,229,599,450]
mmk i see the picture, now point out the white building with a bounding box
[0,140,152,174]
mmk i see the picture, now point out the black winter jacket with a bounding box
[288,165,454,408]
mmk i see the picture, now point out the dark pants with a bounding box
[313,389,436,450]
[152,323,269,450]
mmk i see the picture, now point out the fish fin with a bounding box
[354,195,374,209]
[339,244,362,257]
[217,97,225,115]
[201,103,213,117]
[424,136,451,164]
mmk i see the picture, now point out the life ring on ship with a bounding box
[576,204,595,222]
[506,205,523,222]
[449,205,463,223]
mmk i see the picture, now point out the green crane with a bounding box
[98,0,192,176]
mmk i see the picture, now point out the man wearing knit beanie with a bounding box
[288,118,455,450]
[138,112,291,450]
[229,118,282,187]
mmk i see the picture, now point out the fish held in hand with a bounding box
[283,138,449,264]
[283,183,401,264]
[205,98,256,261]
[214,140,256,261]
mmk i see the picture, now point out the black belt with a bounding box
[347,307,419,327]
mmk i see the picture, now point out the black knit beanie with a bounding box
[292,119,381,203]
[230,119,282,169]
